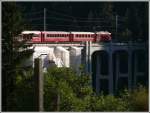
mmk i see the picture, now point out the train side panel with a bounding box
[44,31,70,42]
[71,32,95,42]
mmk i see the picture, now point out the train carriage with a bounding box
[44,31,70,42]
[71,32,95,42]
[21,31,42,42]
[96,31,111,41]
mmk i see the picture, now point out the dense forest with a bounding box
[17,2,148,41]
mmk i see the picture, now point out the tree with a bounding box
[43,67,129,111]
[87,10,94,31]
[100,3,116,34]
[2,2,33,111]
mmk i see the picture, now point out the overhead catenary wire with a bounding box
[27,16,116,23]
[24,10,43,16]
[27,23,115,28]
[24,9,125,32]
[24,9,126,22]
[46,10,106,20]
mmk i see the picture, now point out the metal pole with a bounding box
[116,15,118,40]
[34,58,44,111]
[44,8,46,31]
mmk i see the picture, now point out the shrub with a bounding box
[91,95,128,111]
[122,86,148,111]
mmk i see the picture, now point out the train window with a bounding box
[76,34,78,37]
[85,34,87,37]
[62,34,64,37]
[88,34,90,37]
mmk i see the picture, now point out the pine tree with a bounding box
[101,3,115,33]
[2,2,33,111]
[87,10,94,31]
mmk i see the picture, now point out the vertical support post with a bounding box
[115,53,119,91]
[96,54,100,94]
[85,41,88,73]
[115,15,118,39]
[34,58,44,111]
[44,8,46,31]
[128,50,132,91]
[133,53,137,88]
[88,41,92,74]
[109,51,113,94]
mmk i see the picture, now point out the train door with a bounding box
[41,32,45,42]
[69,33,73,42]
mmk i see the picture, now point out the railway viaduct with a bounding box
[32,41,148,94]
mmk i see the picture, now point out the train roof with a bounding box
[96,31,111,34]
[70,32,94,34]
[43,31,69,34]
[22,31,41,34]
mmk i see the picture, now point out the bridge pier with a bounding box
[108,51,113,94]
[90,42,147,95]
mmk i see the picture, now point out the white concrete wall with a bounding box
[33,46,54,68]
[70,46,82,72]
[54,46,70,67]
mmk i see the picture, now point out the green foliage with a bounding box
[44,67,148,111]
[44,67,127,111]
[2,2,33,111]
[92,95,128,111]
[121,86,148,111]
[7,69,35,111]
[44,67,92,111]
[7,66,148,112]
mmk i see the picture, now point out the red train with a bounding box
[21,31,111,43]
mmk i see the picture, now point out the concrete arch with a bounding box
[132,49,148,87]
[92,50,109,94]
[112,50,130,93]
